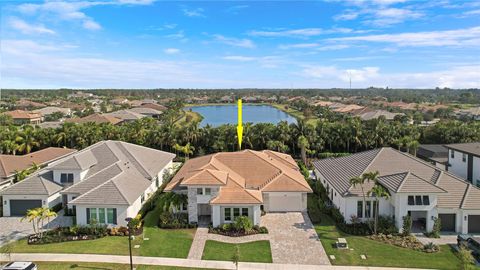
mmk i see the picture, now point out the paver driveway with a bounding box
[0,213,72,246]
[260,212,330,265]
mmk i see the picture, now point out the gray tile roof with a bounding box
[50,150,97,170]
[0,171,62,196]
[313,147,480,210]
[445,142,480,157]
[417,144,448,158]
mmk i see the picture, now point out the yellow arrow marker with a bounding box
[237,99,243,149]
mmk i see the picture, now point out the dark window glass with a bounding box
[233,208,240,218]
[408,196,415,205]
[224,208,231,221]
[357,201,363,218]
[422,196,430,205]
[451,150,454,158]
[196,188,203,195]
[60,173,74,183]
[365,201,371,218]
[415,195,422,205]
[242,208,249,216]
[462,153,467,162]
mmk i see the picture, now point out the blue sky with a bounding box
[1,0,479,89]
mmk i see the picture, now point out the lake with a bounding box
[186,105,297,127]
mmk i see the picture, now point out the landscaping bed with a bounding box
[208,216,268,237]
[367,233,439,253]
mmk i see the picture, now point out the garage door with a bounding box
[438,214,456,232]
[10,200,42,216]
[268,193,303,212]
[468,215,480,234]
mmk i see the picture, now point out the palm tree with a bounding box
[42,208,57,230]
[1,140,19,155]
[297,135,309,165]
[21,208,41,236]
[16,126,40,154]
[407,139,420,156]
[367,183,390,234]
[350,171,379,225]
[14,169,30,183]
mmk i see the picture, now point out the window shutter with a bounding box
[86,208,90,224]
[113,208,117,225]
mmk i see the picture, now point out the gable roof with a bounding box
[166,150,311,205]
[3,110,42,120]
[0,147,76,179]
[0,171,62,196]
[313,147,480,210]
[66,113,122,125]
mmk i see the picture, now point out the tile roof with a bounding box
[445,142,480,157]
[66,113,122,125]
[167,150,311,205]
[0,171,62,196]
[3,110,42,119]
[0,147,76,179]
[104,110,145,122]
[313,147,480,210]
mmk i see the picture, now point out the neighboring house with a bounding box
[417,144,449,170]
[0,141,175,227]
[104,110,145,123]
[127,107,163,118]
[313,147,480,234]
[0,147,76,189]
[33,107,72,117]
[15,100,45,110]
[165,150,312,227]
[3,110,42,125]
[446,143,480,187]
[66,113,122,125]
[357,110,404,121]
[137,103,167,112]
[455,107,480,120]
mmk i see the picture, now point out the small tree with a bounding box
[431,217,441,238]
[402,215,412,236]
[367,183,390,234]
[458,246,475,270]
[231,245,240,270]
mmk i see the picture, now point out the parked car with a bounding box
[458,234,480,259]
[1,262,37,270]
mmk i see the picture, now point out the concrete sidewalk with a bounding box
[0,253,433,270]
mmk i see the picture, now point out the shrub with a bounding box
[222,223,232,231]
[423,242,440,253]
[402,215,412,236]
[234,216,253,233]
[431,217,441,238]
[376,216,397,235]
[258,226,268,234]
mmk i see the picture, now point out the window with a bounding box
[357,201,363,218]
[408,196,415,205]
[365,201,371,218]
[155,178,160,188]
[462,153,467,162]
[60,173,74,184]
[98,208,106,223]
[197,188,203,195]
[224,208,231,221]
[141,194,145,203]
[415,195,422,205]
[422,196,430,205]
[373,201,378,218]
[182,203,188,211]
[242,208,249,217]
[233,208,240,219]
[451,150,454,158]
[205,188,211,195]
[89,208,97,222]
[107,208,116,224]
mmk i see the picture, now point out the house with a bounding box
[357,110,404,121]
[66,113,123,125]
[15,99,45,110]
[0,147,76,189]
[3,110,43,125]
[313,147,480,234]
[104,110,145,123]
[33,107,72,117]
[0,141,175,227]
[127,107,163,118]
[165,150,312,227]
[456,107,480,120]
[417,144,449,170]
[111,98,129,105]
[137,103,167,112]
[445,143,480,187]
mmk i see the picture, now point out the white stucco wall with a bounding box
[213,205,258,227]
[473,156,480,186]
[448,149,468,180]
[2,193,61,216]
[52,169,88,185]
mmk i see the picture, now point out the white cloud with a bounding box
[164,48,180,54]
[82,20,101,30]
[279,43,349,51]
[367,8,424,26]
[16,0,155,30]
[182,8,205,17]
[248,27,355,38]
[213,35,255,48]
[8,17,55,35]
[222,56,256,62]
[330,26,480,47]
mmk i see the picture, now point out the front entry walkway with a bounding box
[261,212,330,265]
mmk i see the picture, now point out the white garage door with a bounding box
[268,193,303,212]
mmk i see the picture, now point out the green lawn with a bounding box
[1,262,210,270]
[4,195,195,258]
[315,214,464,270]
[201,240,272,263]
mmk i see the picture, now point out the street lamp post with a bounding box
[125,217,133,270]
